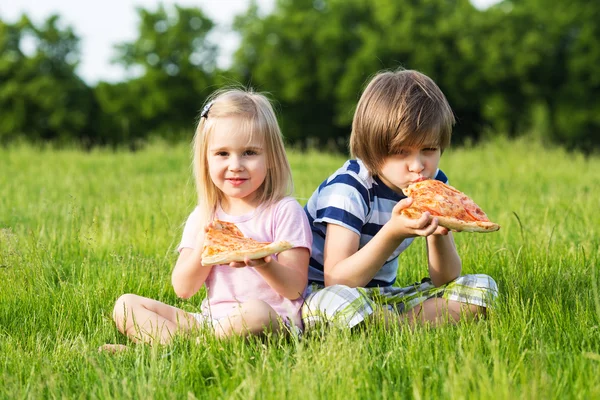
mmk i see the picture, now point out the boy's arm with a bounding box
[323,198,449,288]
[425,233,462,287]
[323,223,402,287]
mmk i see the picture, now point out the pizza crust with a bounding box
[435,216,500,233]
[401,179,500,233]
[202,240,293,266]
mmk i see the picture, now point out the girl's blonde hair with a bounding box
[192,88,293,224]
[350,69,455,174]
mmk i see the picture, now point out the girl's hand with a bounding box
[228,255,272,269]
[389,197,448,238]
[193,222,214,249]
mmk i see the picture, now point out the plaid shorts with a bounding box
[301,274,498,330]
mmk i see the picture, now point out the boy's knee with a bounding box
[302,284,373,329]
[454,273,499,306]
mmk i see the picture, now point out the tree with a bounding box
[96,5,218,144]
[232,0,492,147]
[232,0,368,148]
[478,0,600,151]
[0,15,98,145]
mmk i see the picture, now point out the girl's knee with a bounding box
[112,293,140,323]
[239,299,278,326]
[241,298,273,313]
[215,299,279,337]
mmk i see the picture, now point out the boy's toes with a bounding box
[98,344,128,353]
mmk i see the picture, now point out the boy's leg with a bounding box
[111,294,200,345]
[302,284,375,330]
[397,298,484,326]
[373,273,498,327]
[211,299,283,338]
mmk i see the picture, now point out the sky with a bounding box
[1,0,497,85]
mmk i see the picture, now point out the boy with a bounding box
[302,69,498,330]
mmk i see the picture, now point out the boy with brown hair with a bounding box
[302,69,497,330]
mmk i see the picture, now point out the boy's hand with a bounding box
[229,256,273,269]
[390,197,449,238]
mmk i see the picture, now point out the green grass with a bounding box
[1,137,599,399]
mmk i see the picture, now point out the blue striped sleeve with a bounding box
[312,172,369,235]
[435,169,448,183]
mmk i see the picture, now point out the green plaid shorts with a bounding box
[301,274,498,330]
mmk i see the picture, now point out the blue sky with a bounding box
[1,0,497,84]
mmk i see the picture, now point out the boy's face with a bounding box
[378,146,441,194]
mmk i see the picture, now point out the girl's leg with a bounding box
[111,293,200,345]
[212,299,283,339]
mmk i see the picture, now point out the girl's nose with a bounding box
[228,156,244,171]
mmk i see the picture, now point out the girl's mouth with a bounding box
[227,178,246,186]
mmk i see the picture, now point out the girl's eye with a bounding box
[244,150,258,156]
[216,151,228,156]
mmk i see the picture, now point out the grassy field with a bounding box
[1,138,599,399]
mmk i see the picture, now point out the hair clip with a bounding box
[200,101,213,119]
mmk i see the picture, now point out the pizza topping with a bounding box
[401,179,500,232]
[201,220,293,266]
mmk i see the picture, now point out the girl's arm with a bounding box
[171,229,212,299]
[231,247,310,300]
[425,232,461,287]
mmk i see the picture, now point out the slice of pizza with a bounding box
[401,179,500,233]
[201,220,293,266]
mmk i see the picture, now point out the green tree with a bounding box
[0,15,98,145]
[332,0,487,143]
[232,0,492,147]
[232,0,367,148]
[96,5,218,145]
[478,0,600,151]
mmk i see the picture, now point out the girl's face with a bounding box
[207,117,268,212]
[378,145,441,194]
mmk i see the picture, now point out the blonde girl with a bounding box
[101,89,312,351]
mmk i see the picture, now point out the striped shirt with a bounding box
[304,159,448,287]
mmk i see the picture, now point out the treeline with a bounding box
[1,0,598,152]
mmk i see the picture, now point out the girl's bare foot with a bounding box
[98,344,128,353]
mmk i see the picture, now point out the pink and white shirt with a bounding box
[178,197,312,328]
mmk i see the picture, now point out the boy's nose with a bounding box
[408,156,424,172]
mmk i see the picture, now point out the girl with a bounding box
[101,89,312,351]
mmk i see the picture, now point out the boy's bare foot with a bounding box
[98,344,128,353]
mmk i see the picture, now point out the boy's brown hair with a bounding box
[350,69,455,174]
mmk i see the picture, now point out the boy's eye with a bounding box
[423,147,438,152]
